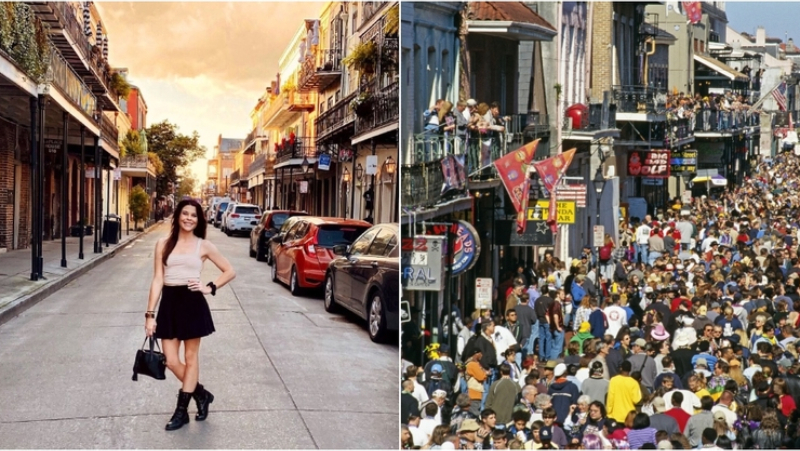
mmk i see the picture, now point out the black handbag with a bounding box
[132,337,167,381]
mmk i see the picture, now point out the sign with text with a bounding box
[401,235,445,291]
[593,225,605,247]
[318,153,331,171]
[508,220,555,246]
[423,221,481,275]
[45,139,62,154]
[365,155,378,175]
[475,278,493,310]
[526,200,576,224]
[628,150,670,178]
[556,185,587,208]
[670,150,697,173]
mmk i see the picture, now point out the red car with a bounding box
[270,217,372,295]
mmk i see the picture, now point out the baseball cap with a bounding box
[553,363,567,377]
[540,426,553,442]
[652,396,666,413]
[713,410,726,422]
[634,338,647,348]
[438,344,450,354]
[466,99,477,107]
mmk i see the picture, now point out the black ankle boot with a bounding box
[165,389,192,431]
[193,383,214,421]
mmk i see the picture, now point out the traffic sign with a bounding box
[593,225,605,247]
[527,200,576,224]
[475,278,493,310]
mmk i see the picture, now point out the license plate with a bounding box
[250,221,257,225]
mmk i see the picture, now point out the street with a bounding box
[0,222,398,449]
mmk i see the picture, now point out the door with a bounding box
[343,226,381,309]
[275,221,302,282]
[282,220,309,282]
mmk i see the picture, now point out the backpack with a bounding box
[425,378,453,398]
[571,280,586,306]
[599,244,613,261]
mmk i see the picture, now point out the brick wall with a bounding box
[0,118,31,250]
[590,2,613,102]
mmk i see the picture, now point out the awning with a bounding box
[692,174,727,186]
[694,54,749,82]
[274,157,318,170]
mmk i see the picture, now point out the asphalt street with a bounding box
[0,222,398,449]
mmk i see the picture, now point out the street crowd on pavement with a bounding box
[401,151,800,449]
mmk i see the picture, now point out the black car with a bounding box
[249,210,307,262]
[323,223,399,343]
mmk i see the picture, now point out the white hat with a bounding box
[672,327,697,350]
[553,363,568,377]
[466,98,477,106]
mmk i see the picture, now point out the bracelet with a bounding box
[145,312,155,319]
[206,282,217,296]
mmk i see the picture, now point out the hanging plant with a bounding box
[0,3,51,83]
[111,72,131,98]
[280,79,296,93]
[554,83,562,101]
[342,40,377,74]
[349,92,374,117]
[383,4,399,36]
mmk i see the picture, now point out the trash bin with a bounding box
[103,214,120,244]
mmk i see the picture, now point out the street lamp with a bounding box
[301,155,309,174]
[384,155,396,174]
[593,166,606,256]
[343,167,351,183]
[356,163,363,180]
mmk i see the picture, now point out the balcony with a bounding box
[29,2,119,110]
[401,160,445,209]
[230,169,241,187]
[275,137,319,165]
[48,46,97,117]
[100,114,119,151]
[693,109,760,134]
[119,154,156,177]
[612,85,667,117]
[262,90,315,129]
[353,81,399,139]
[315,92,356,143]
[299,49,343,92]
[665,117,694,147]
[248,152,268,179]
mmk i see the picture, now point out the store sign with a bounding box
[556,185,586,208]
[424,220,481,276]
[509,220,554,246]
[299,181,308,193]
[628,150,670,178]
[475,278,493,310]
[318,153,331,171]
[45,139,62,154]
[401,235,445,291]
[365,155,378,175]
[527,200,576,224]
[670,150,697,173]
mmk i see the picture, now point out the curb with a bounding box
[0,220,165,327]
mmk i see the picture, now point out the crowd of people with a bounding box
[664,90,760,133]
[401,152,800,449]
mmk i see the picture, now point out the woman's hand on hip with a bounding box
[188,279,211,294]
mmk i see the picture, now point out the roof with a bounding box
[218,138,244,153]
[641,23,677,43]
[468,2,556,31]
[302,217,373,227]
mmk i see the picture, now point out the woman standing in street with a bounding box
[144,199,236,430]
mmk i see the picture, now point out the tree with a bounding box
[120,129,144,157]
[145,120,206,197]
[177,173,197,199]
[129,185,151,230]
[456,3,472,101]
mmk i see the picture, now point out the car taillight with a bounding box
[231,214,240,218]
[305,233,318,256]
[254,215,261,219]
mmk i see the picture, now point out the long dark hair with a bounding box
[162,199,207,266]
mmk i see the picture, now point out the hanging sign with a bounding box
[628,150,670,178]
[299,180,309,193]
[45,139,62,154]
[365,155,378,175]
[670,150,697,173]
[401,235,445,292]
[113,168,121,181]
[424,220,481,276]
[475,278,493,310]
[318,153,331,171]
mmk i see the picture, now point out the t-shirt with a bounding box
[607,375,642,422]
[604,305,628,338]
[535,296,554,322]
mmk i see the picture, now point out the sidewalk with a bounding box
[0,221,163,325]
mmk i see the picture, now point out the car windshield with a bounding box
[235,206,260,215]
[316,225,370,247]
[270,213,290,228]
[218,203,229,212]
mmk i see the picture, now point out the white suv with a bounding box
[222,203,262,236]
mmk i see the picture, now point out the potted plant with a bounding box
[350,92,374,117]
[110,72,131,99]
[342,40,377,74]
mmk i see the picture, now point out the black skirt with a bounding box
[155,285,215,340]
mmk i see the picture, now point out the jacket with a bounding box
[485,377,520,424]
[588,309,607,339]
[627,352,657,390]
[474,334,498,369]
[581,376,609,404]
[547,378,581,424]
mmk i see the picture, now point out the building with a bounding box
[212,136,243,197]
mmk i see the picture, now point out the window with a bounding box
[367,228,396,256]
[317,225,371,248]
[235,206,260,215]
[349,228,379,256]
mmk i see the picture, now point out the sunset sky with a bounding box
[99,1,325,181]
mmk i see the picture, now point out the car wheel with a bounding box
[271,258,278,282]
[323,273,339,313]
[290,267,302,296]
[367,290,387,343]
[225,228,232,236]
[256,241,266,262]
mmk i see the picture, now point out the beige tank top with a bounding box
[163,238,203,286]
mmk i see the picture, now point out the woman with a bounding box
[579,401,607,439]
[573,297,594,335]
[752,408,784,449]
[772,377,797,417]
[145,199,236,431]
[564,395,591,440]
[689,374,711,400]
[626,413,657,449]
[421,425,450,449]
[401,425,414,449]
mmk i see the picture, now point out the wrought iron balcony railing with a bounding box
[100,114,118,147]
[693,109,760,132]
[119,154,156,175]
[299,49,343,92]
[275,137,319,164]
[48,46,96,117]
[354,81,398,136]
[612,85,667,114]
[249,152,268,176]
[401,161,445,209]
[315,92,356,143]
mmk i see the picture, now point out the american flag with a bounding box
[773,81,788,111]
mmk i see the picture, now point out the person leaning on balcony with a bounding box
[454,101,470,139]
[423,99,445,133]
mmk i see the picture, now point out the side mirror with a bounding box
[333,244,348,256]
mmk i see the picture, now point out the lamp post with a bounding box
[355,163,363,181]
[343,167,351,218]
[593,166,606,266]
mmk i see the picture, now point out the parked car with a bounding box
[218,203,237,231]
[249,210,307,261]
[323,224,399,343]
[212,201,231,227]
[222,203,261,236]
[270,217,371,296]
